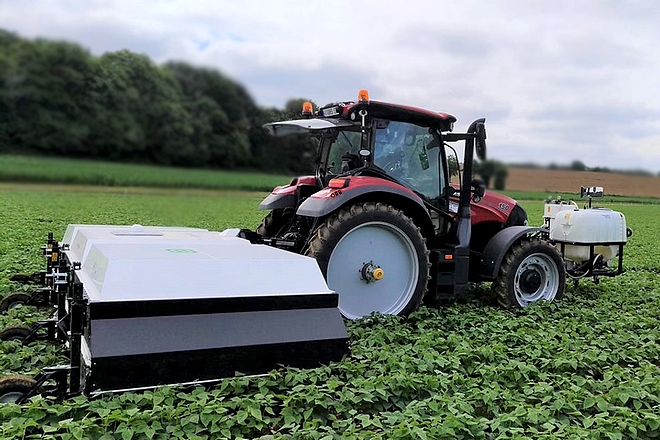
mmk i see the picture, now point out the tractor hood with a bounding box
[263,118,354,136]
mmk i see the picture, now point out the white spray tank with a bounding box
[545,187,629,265]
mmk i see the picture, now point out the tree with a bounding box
[447,155,460,179]
[493,164,509,190]
[90,51,194,165]
[569,160,587,171]
[165,62,256,168]
[474,159,509,190]
[0,32,95,155]
[248,100,319,174]
[0,32,332,173]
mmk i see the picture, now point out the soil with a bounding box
[505,168,660,198]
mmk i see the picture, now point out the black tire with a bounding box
[307,202,430,319]
[0,376,38,404]
[256,209,294,237]
[494,238,566,308]
[8,272,41,284]
[0,293,32,313]
[0,326,32,342]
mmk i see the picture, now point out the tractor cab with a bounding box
[321,118,450,213]
[263,91,465,235]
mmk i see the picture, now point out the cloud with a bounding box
[1,0,659,171]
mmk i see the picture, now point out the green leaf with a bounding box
[583,397,596,409]
[121,428,134,440]
[249,407,262,421]
[200,412,215,427]
[72,427,85,440]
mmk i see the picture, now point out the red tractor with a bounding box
[255,90,565,319]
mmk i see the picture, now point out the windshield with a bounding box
[373,121,446,204]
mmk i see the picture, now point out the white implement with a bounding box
[45,224,349,395]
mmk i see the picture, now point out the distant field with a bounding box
[0,155,292,192]
[506,167,660,199]
[2,155,659,203]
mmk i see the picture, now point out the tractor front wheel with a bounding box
[494,238,566,308]
[307,202,429,319]
[256,209,294,237]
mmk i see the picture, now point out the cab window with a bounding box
[326,130,363,175]
[373,121,447,205]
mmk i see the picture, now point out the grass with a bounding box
[0,154,293,192]
[501,190,660,205]
[0,188,659,439]
[2,154,658,205]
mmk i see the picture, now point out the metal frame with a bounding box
[558,241,626,282]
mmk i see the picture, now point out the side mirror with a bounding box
[471,178,486,202]
[475,121,487,161]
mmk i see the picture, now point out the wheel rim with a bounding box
[7,300,24,310]
[326,221,419,319]
[513,252,560,306]
[0,391,25,404]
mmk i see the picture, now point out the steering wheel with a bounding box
[341,153,363,173]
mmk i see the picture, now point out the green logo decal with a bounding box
[166,248,197,254]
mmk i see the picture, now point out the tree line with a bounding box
[0,30,317,174]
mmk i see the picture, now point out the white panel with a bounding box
[63,224,220,264]
[78,239,332,302]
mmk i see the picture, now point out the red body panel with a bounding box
[469,191,518,225]
[448,184,518,225]
[270,175,317,197]
[268,176,517,228]
[308,175,424,203]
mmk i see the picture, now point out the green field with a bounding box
[0,155,292,192]
[1,186,659,439]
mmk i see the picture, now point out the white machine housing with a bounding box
[50,224,349,395]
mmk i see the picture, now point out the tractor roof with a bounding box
[335,100,456,131]
[264,92,457,136]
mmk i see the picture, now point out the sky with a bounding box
[2,0,660,172]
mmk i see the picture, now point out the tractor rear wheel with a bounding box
[0,376,38,404]
[494,238,566,308]
[307,202,429,319]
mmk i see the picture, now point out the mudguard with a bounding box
[259,176,317,211]
[296,176,434,238]
[296,177,426,218]
[449,185,523,226]
[478,226,545,280]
